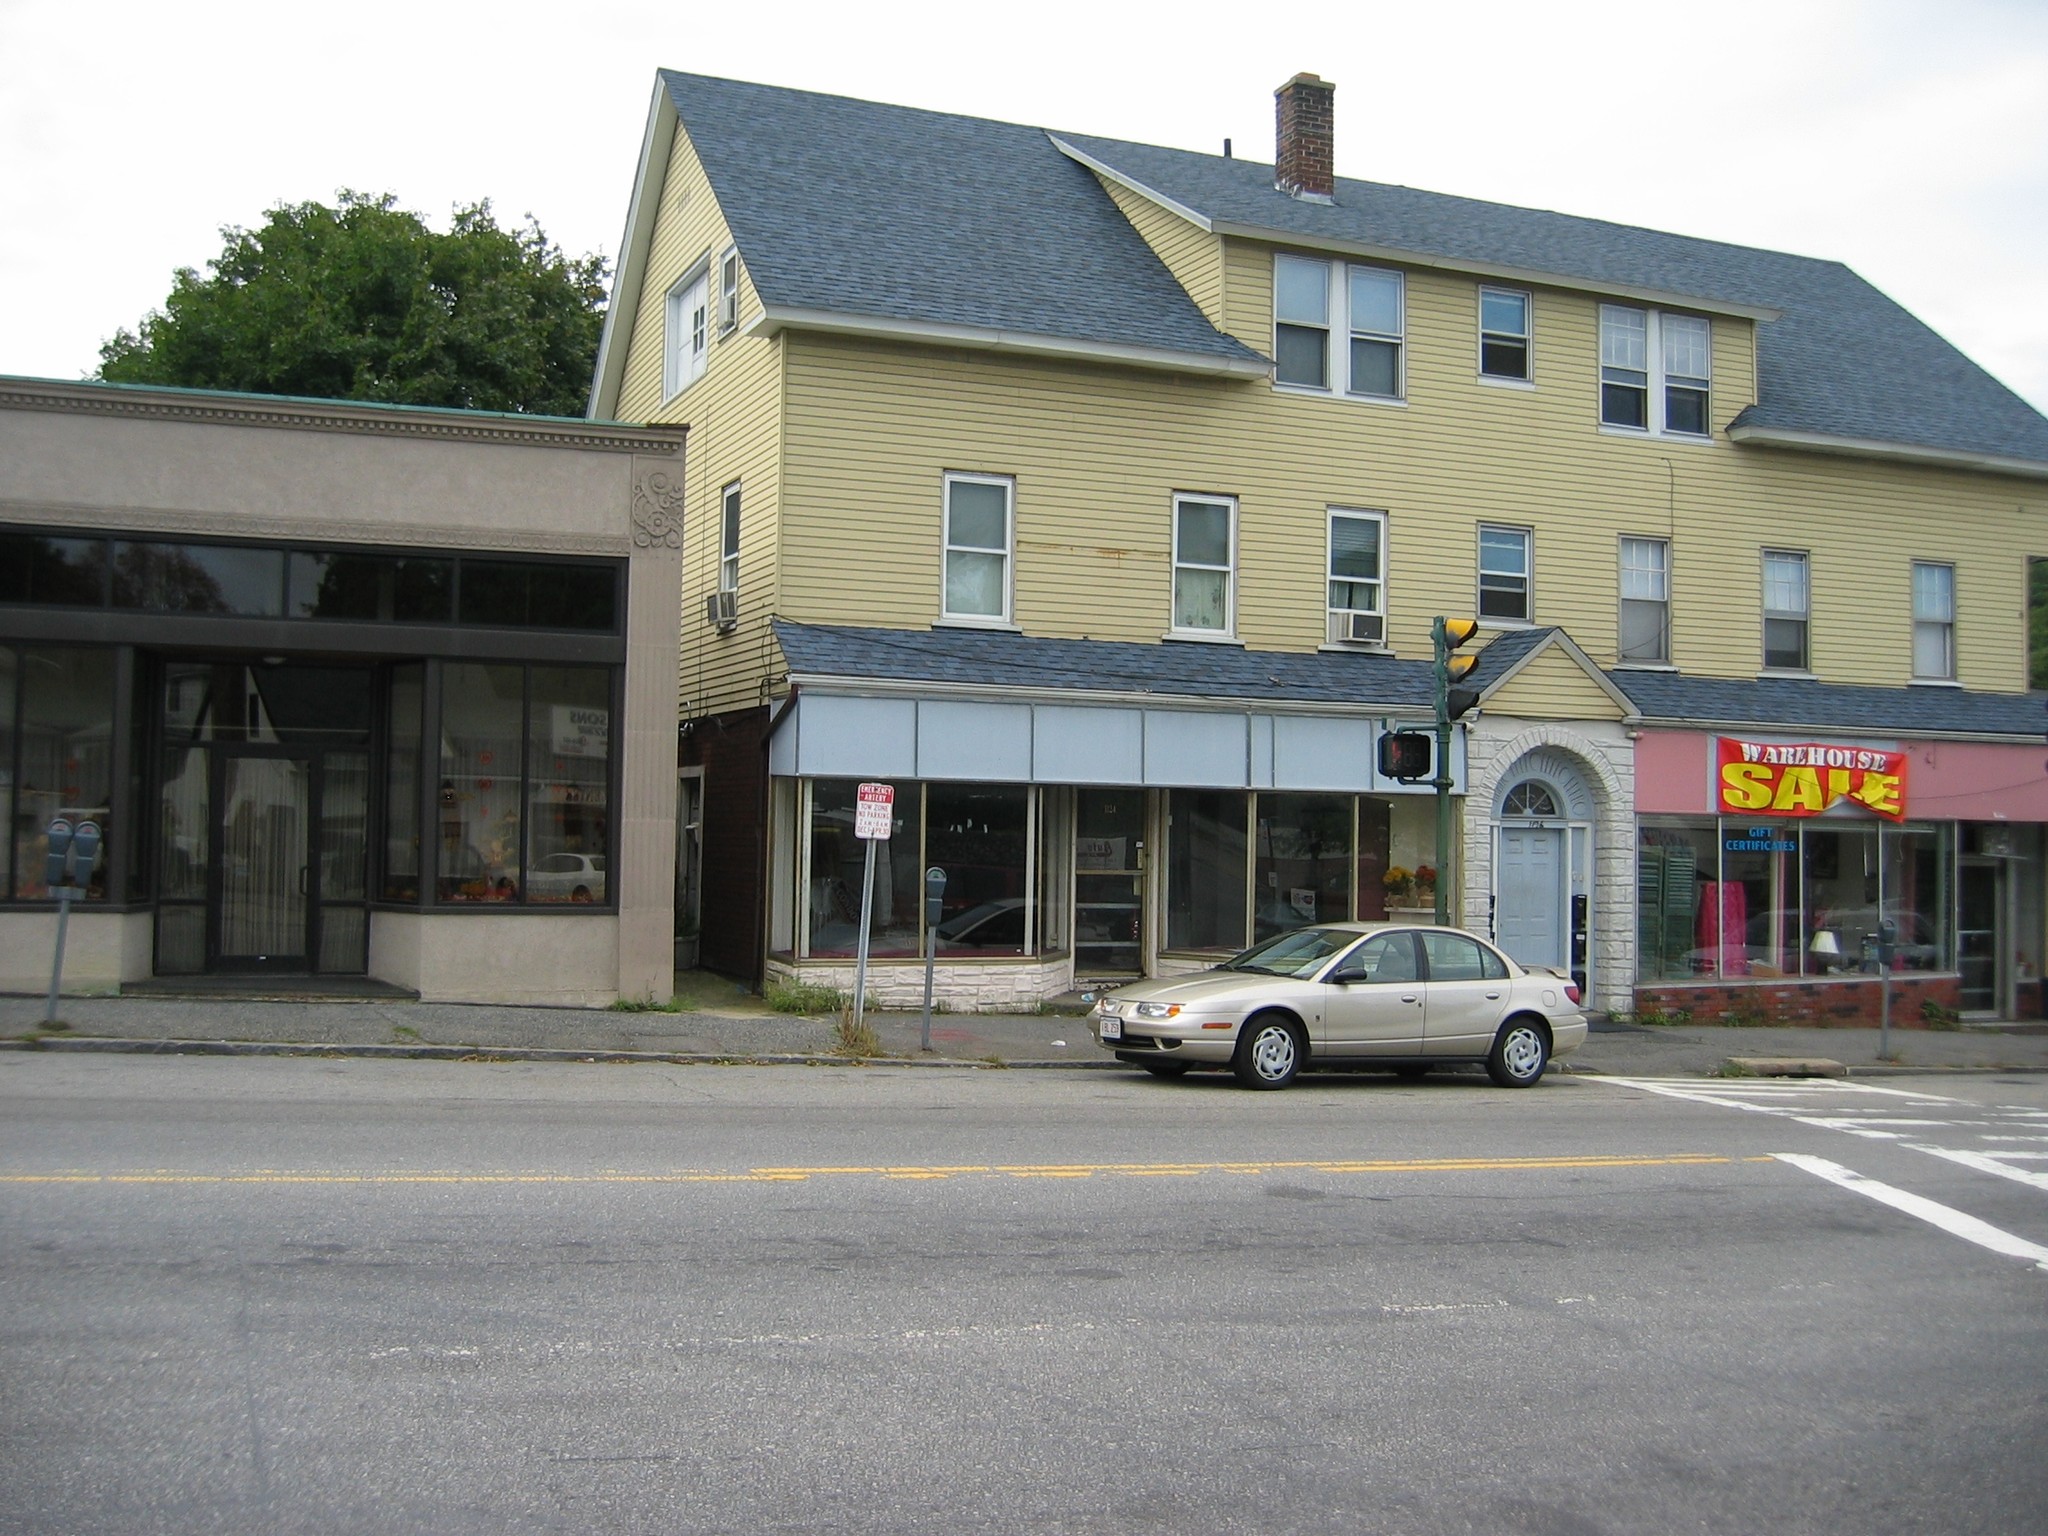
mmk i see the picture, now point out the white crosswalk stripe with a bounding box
[1595,1076,2048,1185]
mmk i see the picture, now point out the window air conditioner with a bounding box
[705,589,738,631]
[1341,610,1383,644]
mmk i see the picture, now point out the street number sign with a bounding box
[855,782,895,840]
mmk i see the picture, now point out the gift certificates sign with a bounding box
[1715,737,1907,821]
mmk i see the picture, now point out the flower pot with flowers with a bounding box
[1384,864,1440,923]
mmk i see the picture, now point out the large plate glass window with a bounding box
[1911,561,1955,680]
[929,784,1030,956]
[1618,536,1670,663]
[1762,549,1810,672]
[805,779,924,958]
[1273,255,1331,388]
[941,473,1013,623]
[1171,495,1236,635]
[1478,525,1532,623]
[8,646,116,901]
[1479,287,1531,380]
[1327,509,1386,645]
[1166,789,1248,951]
[1254,794,1354,942]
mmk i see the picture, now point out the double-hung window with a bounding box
[1479,287,1531,381]
[941,473,1013,624]
[718,482,741,595]
[1172,494,1236,636]
[1273,255,1404,399]
[1327,509,1386,645]
[2030,558,2048,691]
[1762,550,1810,672]
[1478,525,1532,623]
[664,266,710,397]
[1618,536,1670,663]
[717,247,741,334]
[1912,561,1955,680]
[1600,305,1710,436]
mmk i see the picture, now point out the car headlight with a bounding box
[1132,1002,1182,1020]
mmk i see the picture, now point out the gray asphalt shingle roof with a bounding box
[775,621,2044,738]
[659,73,1262,367]
[1612,669,2046,738]
[655,64,2048,466]
[775,620,1440,708]
[1054,133,2048,467]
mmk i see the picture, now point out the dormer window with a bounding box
[1600,305,1710,437]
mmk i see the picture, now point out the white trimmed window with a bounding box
[718,247,741,333]
[664,266,710,398]
[1618,536,1670,663]
[1172,494,1237,635]
[1478,525,1532,623]
[1600,305,1710,436]
[1273,255,1404,399]
[1762,549,1810,672]
[719,482,741,594]
[941,473,1013,623]
[1479,286,1531,381]
[1327,509,1386,645]
[1912,561,1956,680]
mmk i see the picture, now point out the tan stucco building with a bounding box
[0,376,686,1005]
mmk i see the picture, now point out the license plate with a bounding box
[1099,1015,1121,1041]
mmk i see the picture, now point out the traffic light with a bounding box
[1434,616,1482,721]
[1378,730,1433,782]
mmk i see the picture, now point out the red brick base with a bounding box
[1634,974,1963,1028]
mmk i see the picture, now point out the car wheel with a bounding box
[1141,1060,1191,1078]
[1486,1016,1551,1088]
[1232,1013,1303,1090]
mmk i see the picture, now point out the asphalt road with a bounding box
[3,1055,2045,1535]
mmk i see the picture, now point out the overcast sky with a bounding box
[3,0,2044,415]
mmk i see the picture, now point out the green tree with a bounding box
[99,192,607,417]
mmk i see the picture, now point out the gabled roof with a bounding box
[774,620,1441,711]
[1054,132,2048,473]
[590,74,1267,413]
[1611,669,2046,741]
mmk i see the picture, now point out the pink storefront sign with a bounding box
[1636,730,2048,822]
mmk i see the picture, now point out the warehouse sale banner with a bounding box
[1715,738,1908,821]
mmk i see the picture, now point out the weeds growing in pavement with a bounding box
[766,979,843,1016]
[833,1002,883,1059]
[1920,999,1963,1031]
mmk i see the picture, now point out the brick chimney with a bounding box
[1274,73,1335,202]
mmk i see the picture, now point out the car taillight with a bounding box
[1564,981,1581,1005]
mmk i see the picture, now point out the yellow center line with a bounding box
[0,1153,1747,1187]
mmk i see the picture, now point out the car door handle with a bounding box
[1485,992,1502,1000]
[1400,994,1419,1004]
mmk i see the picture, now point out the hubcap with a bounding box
[1251,1025,1297,1079]
[1502,1026,1544,1079]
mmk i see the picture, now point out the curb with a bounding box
[0,1036,1120,1069]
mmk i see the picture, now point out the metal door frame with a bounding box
[208,744,321,973]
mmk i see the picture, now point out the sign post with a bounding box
[921,867,947,1053]
[43,818,99,1027]
[851,784,894,1035]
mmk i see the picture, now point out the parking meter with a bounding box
[920,868,947,1053]
[69,821,102,891]
[44,818,74,893]
[924,867,948,928]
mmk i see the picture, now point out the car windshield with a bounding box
[1219,926,1357,978]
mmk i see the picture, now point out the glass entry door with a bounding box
[1958,857,2006,1015]
[215,751,312,970]
[1075,789,1145,976]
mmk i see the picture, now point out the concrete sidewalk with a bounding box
[5,982,2048,1078]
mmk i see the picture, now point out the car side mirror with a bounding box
[1327,967,1370,985]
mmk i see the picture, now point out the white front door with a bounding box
[1497,825,1566,971]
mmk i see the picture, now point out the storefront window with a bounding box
[525,667,610,903]
[1166,789,1248,951]
[928,784,1029,955]
[438,664,524,902]
[10,647,116,900]
[383,666,423,901]
[806,779,924,957]
[1638,816,1954,983]
[1254,793,1353,941]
